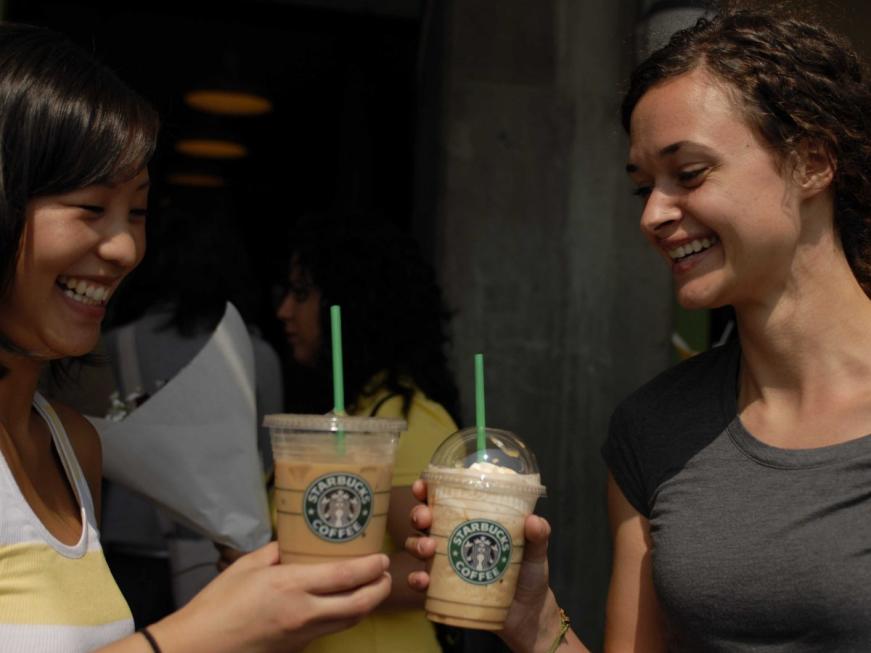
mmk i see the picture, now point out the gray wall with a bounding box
[417,0,673,647]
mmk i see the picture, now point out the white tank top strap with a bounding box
[31,392,95,520]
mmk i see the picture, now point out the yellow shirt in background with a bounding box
[302,380,457,653]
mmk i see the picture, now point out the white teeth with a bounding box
[57,275,111,305]
[668,236,718,260]
[64,288,99,306]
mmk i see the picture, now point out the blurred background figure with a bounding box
[100,189,283,621]
[274,213,461,653]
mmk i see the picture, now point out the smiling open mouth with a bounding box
[56,275,111,306]
[667,236,718,262]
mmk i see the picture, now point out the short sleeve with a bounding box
[601,400,651,518]
[379,393,457,487]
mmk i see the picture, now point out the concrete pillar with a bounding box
[422,0,673,647]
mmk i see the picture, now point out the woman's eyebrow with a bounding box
[626,141,713,174]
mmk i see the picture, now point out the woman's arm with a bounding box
[97,543,391,653]
[604,473,666,651]
[56,403,392,652]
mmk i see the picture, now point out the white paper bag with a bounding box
[89,303,271,551]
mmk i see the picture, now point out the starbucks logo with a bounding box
[303,472,372,542]
[448,519,511,585]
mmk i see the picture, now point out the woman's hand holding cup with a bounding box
[405,479,566,653]
[145,542,391,653]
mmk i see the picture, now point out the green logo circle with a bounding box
[303,472,373,542]
[448,519,512,585]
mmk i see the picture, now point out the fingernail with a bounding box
[411,509,419,526]
[380,554,390,570]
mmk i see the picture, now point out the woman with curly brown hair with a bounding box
[409,8,871,652]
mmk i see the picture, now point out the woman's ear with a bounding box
[793,141,835,198]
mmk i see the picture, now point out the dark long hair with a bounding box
[106,188,256,337]
[622,9,871,296]
[288,214,460,422]
[0,23,159,374]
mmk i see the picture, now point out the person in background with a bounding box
[0,22,389,653]
[408,7,871,652]
[275,214,461,653]
[101,196,284,614]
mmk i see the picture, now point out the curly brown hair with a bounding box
[622,9,871,297]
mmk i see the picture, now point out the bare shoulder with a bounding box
[49,401,103,493]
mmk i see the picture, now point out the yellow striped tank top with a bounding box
[0,393,133,652]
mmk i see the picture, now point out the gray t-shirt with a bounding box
[603,339,871,651]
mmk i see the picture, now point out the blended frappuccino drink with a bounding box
[265,413,404,564]
[422,427,546,631]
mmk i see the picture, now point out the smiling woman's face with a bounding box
[627,68,807,311]
[0,169,149,360]
[275,259,323,368]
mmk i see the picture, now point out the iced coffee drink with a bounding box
[422,428,545,631]
[265,413,404,564]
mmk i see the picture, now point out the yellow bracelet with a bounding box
[546,608,571,653]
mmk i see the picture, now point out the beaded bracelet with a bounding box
[139,627,162,653]
[546,608,571,653]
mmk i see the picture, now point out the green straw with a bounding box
[331,305,346,454]
[474,353,486,462]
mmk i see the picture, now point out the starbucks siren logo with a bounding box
[303,472,372,542]
[448,519,511,585]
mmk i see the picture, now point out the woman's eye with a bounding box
[77,204,104,215]
[129,208,148,221]
[677,168,707,185]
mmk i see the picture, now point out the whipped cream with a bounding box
[468,461,518,475]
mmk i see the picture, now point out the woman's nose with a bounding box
[98,222,143,270]
[276,293,295,321]
[640,188,682,236]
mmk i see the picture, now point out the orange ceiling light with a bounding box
[166,172,226,188]
[174,137,248,159]
[184,89,273,116]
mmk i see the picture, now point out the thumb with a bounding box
[523,515,550,564]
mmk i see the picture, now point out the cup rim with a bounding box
[264,412,407,434]
[422,465,547,498]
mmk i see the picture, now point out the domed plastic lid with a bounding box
[423,427,546,497]
[263,413,407,434]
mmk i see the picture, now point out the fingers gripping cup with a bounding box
[422,427,546,631]
[266,413,405,564]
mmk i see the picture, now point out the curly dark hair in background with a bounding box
[622,8,871,297]
[288,214,460,422]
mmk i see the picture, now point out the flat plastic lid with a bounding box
[263,413,407,434]
[422,427,546,497]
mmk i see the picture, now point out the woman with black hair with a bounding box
[0,22,389,652]
[275,214,460,653]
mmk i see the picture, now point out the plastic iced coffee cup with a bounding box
[422,427,546,631]
[265,413,405,564]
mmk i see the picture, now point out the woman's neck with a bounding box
[0,354,44,441]
[733,253,871,444]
